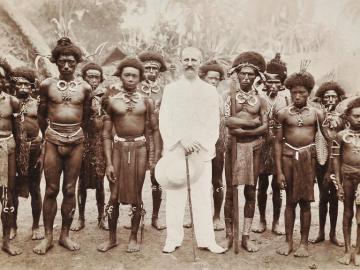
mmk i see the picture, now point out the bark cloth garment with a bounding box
[79,92,106,189]
[15,135,42,198]
[282,141,316,203]
[45,122,84,146]
[229,137,264,186]
[112,135,147,205]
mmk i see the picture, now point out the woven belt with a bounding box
[0,134,13,142]
[48,126,82,138]
[113,135,146,143]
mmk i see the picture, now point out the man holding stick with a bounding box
[158,47,226,254]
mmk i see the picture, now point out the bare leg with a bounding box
[96,182,108,230]
[253,173,268,233]
[127,205,142,253]
[34,142,62,255]
[71,178,86,232]
[294,201,310,257]
[58,143,83,251]
[242,149,260,252]
[29,161,44,240]
[10,191,18,240]
[310,167,327,244]
[329,183,343,246]
[224,152,233,249]
[354,205,360,266]
[2,151,22,256]
[97,202,119,252]
[271,176,284,235]
[338,179,354,265]
[212,150,224,231]
[151,171,166,230]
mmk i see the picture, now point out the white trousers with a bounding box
[164,161,217,247]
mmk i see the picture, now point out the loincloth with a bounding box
[16,135,42,198]
[112,135,147,204]
[260,135,275,175]
[79,129,105,189]
[230,137,264,186]
[0,135,16,188]
[45,122,84,146]
[282,142,316,203]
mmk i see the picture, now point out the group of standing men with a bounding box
[0,37,360,267]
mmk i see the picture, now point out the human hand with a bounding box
[106,165,116,183]
[277,174,287,190]
[337,185,344,201]
[180,139,202,155]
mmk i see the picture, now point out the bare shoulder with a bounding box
[40,77,54,88]
[9,95,20,111]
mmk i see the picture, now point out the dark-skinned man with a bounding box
[33,37,92,255]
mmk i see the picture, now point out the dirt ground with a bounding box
[0,172,355,270]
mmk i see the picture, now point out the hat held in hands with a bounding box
[155,145,205,190]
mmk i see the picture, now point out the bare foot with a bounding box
[183,222,191,229]
[337,252,352,265]
[98,219,109,231]
[2,242,22,256]
[242,236,259,252]
[272,222,285,235]
[276,242,293,256]
[59,236,80,251]
[32,227,44,240]
[97,240,118,252]
[151,217,166,230]
[70,219,85,232]
[330,235,344,247]
[33,237,54,255]
[9,228,17,240]
[309,234,325,244]
[126,238,140,253]
[294,244,309,257]
[252,220,266,233]
[224,234,233,249]
[354,253,360,266]
[213,218,224,231]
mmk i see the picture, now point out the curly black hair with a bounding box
[345,97,360,115]
[113,57,145,81]
[199,60,225,81]
[81,62,104,82]
[284,71,315,93]
[50,37,83,63]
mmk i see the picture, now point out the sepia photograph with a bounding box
[0,0,360,269]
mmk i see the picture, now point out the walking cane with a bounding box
[185,153,197,262]
[230,79,239,254]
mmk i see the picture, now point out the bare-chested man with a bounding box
[33,37,92,255]
[11,67,44,241]
[275,70,325,257]
[198,60,226,231]
[333,97,360,266]
[0,58,22,255]
[138,51,167,230]
[71,62,108,231]
[253,57,289,235]
[97,57,160,253]
[310,81,345,246]
[224,52,268,252]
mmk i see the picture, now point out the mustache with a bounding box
[185,66,195,71]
